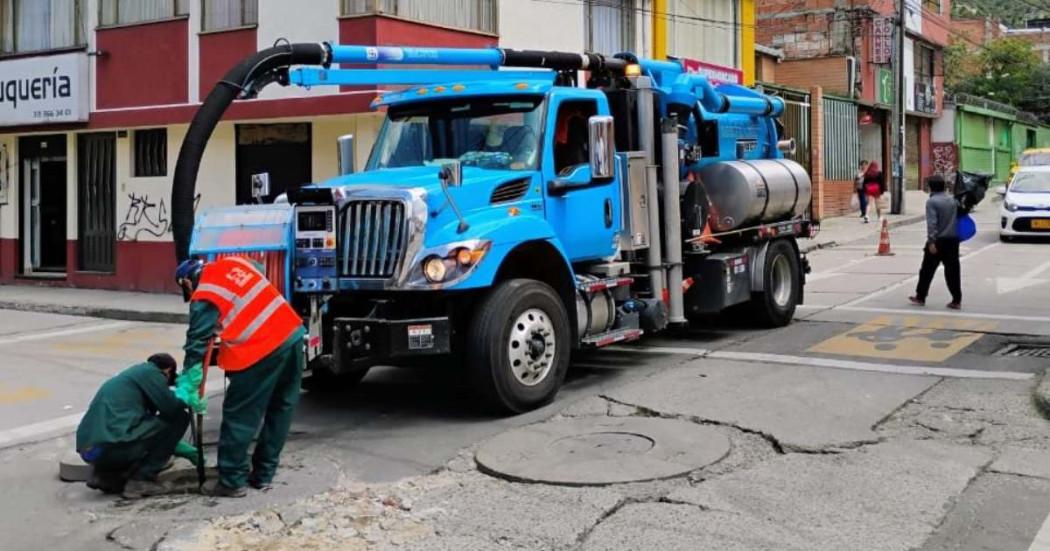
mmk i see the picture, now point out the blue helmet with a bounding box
[174,258,204,302]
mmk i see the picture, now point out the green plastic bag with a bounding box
[173,364,207,414]
[174,440,200,466]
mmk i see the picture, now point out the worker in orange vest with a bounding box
[174,256,304,498]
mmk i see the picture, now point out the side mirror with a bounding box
[337,134,355,175]
[588,115,615,180]
[994,184,1007,196]
[250,172,270,203]
[439,160,463,187]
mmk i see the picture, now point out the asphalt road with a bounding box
[1,199,1048,550]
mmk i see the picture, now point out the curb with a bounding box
[0,300,187,324]
[801,213,926,254]
[1033,368,1050,420]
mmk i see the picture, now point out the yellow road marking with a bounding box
[0,384,50,404]
[809,315,996,363]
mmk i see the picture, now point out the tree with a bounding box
[944,37,1047,120]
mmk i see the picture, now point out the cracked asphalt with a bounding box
[3,203,1050,550]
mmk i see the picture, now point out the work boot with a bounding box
[946,302,962,310]
[202,480,247,498]
[908,296,925,306]
[122,479,170,499]
[248,476,273,492]
[86,470,126,495]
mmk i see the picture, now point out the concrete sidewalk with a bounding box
[800,189,928,253]
[0,190,929,323]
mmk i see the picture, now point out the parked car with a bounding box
[1009,148,1050,180]
[999,166,1050,241]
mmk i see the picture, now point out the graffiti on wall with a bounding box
[117,192,201,241]
[932,142,958,181]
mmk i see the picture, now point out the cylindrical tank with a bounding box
[696,159,812,233]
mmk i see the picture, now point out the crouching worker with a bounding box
[175,256,304,498]
[76,353,195,499]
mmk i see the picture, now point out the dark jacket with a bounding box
[863,171,885,194]
[76,363,183,451]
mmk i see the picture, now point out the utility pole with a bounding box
[892,0,906,214]
[652,0,667,60]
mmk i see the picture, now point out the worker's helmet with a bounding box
[174,258,205,302]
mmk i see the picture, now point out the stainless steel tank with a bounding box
[697,159,812,233]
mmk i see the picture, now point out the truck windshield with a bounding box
[368,96,544,172]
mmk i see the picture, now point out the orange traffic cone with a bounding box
[876,218,894,256]
[699,221,721,245]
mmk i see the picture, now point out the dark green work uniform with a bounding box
[184,301,305,490]
[76,363,190,482]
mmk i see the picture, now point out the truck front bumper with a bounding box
[332,316,452,369]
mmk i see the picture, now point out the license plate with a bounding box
[1032,219,1050,229]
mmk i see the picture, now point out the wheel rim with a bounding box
[770,254,793,308]
[508,308,556,387]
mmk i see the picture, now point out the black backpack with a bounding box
[954,171,990,215]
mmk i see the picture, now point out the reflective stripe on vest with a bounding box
[195,283,238,303]
[228,295,286,345]
[221,279,270,331]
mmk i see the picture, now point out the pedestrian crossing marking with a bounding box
[809,315,996,363]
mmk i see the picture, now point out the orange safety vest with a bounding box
[190,256,302,372]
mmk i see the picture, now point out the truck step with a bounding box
[577,277,633,294]
[581,327,644,348]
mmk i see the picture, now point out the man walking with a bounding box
[175,256,304,497]
[76,353,191,499]
[909,175,962,309]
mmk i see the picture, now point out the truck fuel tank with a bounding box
[696,159,812,233]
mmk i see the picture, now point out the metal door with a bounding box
[21,157,40,272]
[78,133,116,272]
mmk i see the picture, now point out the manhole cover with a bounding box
[475,417,730,486]
[995,343,1050,358]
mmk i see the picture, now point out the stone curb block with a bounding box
[1033,368,1050,420]
[0,300,187,324]
[801,214,926,254]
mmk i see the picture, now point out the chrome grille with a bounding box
[340,200,407,278]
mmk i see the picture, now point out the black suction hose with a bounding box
[171,43,328,262]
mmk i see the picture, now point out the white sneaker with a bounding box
[863,216,869,223]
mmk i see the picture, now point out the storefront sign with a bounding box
[0,52,89,127]
[872,17,893,65]
[878,68,894,106]
[680,58,743,85]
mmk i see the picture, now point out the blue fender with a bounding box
[444,215,576,290]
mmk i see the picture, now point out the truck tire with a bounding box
[467,279,571,413]
[750,239,801,327]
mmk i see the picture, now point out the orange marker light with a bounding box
[434,86,446,93]
[452,84,466,92]
[515,82,529,90]
[417,88,428,95]
[508,207,521,217]
[455,248,473,266]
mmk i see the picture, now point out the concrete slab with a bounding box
[475,417,729,485]
[921,473,1050,551]
[990,447,1050,480]
[804,273,907,294]
[664,441,992,551]
[604,359,938,451]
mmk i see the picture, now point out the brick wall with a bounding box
[951,17,1004,47]
[810,86,825,221]
[779,57,850,97]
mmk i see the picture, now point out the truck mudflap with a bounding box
[332,317,452,369]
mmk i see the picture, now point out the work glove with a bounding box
[173,440,200,466]
[173,364,207,414]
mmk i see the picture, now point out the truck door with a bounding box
[543,95,619,262]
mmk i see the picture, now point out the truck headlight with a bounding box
[411,240,491,287]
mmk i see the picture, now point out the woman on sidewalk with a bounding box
[856,160,870,223]
[863,161,885,221]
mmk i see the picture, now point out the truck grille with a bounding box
[340,200,408,278]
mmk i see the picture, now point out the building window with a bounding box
[586,0,633,54]
[922,0,941,14]
[202,0,257,32]
[0,0,85,54]
[914,43,936,113]
[99,0,188,27]
[341,0,497,34]
[133,128,167,177]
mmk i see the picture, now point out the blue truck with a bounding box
[172,43,813,413]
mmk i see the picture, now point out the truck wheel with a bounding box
[750,239,800,327]
[467,279,570,413]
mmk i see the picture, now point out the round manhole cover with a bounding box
[475,417,730,486]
